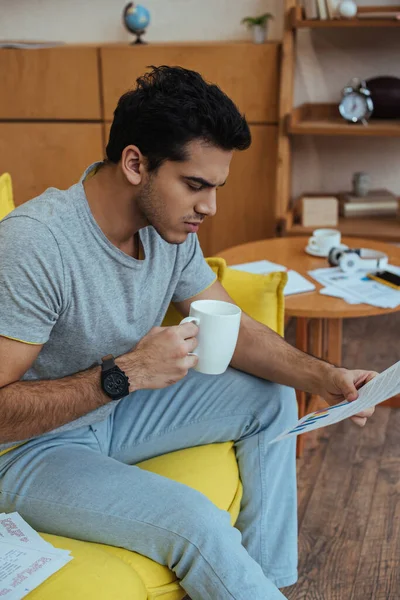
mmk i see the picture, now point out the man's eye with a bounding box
[187,184,202,192]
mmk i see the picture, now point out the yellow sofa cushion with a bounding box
[162,257,287,336]
[0,172,15,221]
[33,442,242,600]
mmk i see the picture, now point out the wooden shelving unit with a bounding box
[275,1,400,241]
[290,5,400,28]
[282,212,400,242]
[289,104,400,137]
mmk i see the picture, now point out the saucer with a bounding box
[305,243,349,258]
[305,245,328,258]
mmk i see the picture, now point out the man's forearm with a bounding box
[231,313,334,394]
[0,366,110,444]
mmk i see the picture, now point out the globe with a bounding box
[123,3,151,44]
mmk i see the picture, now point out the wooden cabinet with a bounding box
[0,47,101,120]
[0,123,104,205]
[1,42,280,251]
[100,42,279,123]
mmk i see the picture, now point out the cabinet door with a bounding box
[198,125,278,257]
[0,123,104,205]
[0,47,101,120]
[101,43,279,123]
[104,123,277,257]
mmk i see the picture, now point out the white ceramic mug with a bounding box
[308,228,341,256]
[180,299,241,375]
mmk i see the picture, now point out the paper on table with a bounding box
[230,260,315,296]
[319,286,361,304]
[270,360,400,444]
[309,266,400,309]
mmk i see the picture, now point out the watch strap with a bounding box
[101,354,115,371]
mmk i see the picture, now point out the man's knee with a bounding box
[241,374,298,432]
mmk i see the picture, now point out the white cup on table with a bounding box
[308,228,341,256]
[180,299,241,375]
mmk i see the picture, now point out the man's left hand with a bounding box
[319,367,378,427]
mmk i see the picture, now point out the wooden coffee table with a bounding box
[218,237,400,451]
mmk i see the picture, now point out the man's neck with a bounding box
[83,163,146,257]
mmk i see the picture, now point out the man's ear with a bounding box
[121,145,146,186]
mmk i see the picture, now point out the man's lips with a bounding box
[184,222,202,232]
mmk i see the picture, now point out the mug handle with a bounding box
[309,237,318,249]
[179,316,200,356]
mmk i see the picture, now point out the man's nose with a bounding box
[195,190,217,218]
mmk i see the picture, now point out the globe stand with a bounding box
[130,29,147,45]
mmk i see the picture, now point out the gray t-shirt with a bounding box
[0,164,216,450]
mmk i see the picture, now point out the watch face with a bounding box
[339,92,372,122]
[104,372,128,396]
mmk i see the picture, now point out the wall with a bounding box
[1,0,399,200]
[0,0,282,43]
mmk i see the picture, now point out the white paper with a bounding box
[309,265,400,309]
[270,361,400,443]
[319,286,361,304]
[0,514,51,550]
[0,541,71,599]
[0,513,72,599]
[230,260,315,296]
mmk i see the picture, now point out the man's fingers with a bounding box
[355,407,375,419]
[351,416,367,427]
[185,336,198,353]
[177,322,199,339]
[184,354,198,369]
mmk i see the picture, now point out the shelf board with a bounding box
[288,104,400,137]
[284,217,400,243]
[290,6,400,28]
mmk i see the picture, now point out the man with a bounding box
[0,66,375,599]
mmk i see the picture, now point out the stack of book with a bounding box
[301,0,341,19]
[301,1,400,20]
[338,189,399,218]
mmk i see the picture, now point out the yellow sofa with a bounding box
[0,173,287,599]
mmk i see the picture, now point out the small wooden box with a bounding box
[298,195,339,227]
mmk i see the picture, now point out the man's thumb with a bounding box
[343,379,358,402]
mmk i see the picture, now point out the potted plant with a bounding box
[241,13,273,44]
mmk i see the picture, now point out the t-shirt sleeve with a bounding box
[0,216,65,344]
[172,234,217,303]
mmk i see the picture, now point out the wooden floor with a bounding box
[282,407,400,600]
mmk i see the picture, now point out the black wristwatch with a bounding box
[100,354,130,400]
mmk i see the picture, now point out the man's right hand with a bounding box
[121,323,199,391]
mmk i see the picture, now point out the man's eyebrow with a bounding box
[183,176,227,188]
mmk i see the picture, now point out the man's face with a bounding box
[137,140,232,244]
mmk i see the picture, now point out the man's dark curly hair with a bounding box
[106,65,251,171]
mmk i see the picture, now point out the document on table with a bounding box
[309,265,400,309]
[270,360,400,444]
[0,513,72,599]
[230,260,315,296]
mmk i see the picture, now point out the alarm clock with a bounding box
[339,78,374,124]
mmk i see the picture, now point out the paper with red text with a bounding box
[0,513,72,599]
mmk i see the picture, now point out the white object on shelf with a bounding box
[252,24,267,44]
[230,259,316,296]
[316,0,328,19]
[338,1,358,19]
[303,0,319,19]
